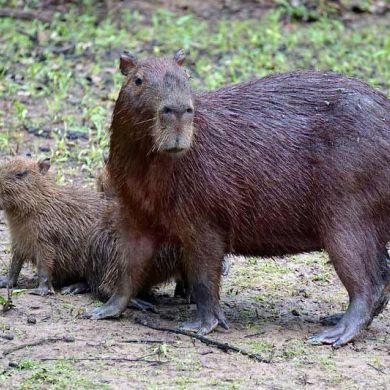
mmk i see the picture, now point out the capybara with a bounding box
[0,156,105,295]
[85,49,390,347]
[0,156,186,309]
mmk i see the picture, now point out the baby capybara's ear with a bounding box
[38,158,51,174]
[120,50,137,76]
[173,48,186,66]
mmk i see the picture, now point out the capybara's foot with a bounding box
[308,323,359,347]
[83,293,129,320]
[319,312,344,326]
[0,276,10,289]
[130,298,157,313]
[61,282,90,295]
[180,309,229,335]
[29,285,55,296]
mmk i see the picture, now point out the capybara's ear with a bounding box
[173,49,186,66]
[120,50,137,76]
[38,158,51,174]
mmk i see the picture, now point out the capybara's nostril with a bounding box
[161,106,173,115]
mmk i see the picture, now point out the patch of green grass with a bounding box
[15,360,109,390]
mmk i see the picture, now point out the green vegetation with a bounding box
[0,4,389,182]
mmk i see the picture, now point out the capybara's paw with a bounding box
[29,286,55,296]
[0,276,10,289]
[82,305,122,320]
[308,321,364,348]
[319,312,344,326]
[130,298,157,313]
[61,282,89,295]
[180,318,219,335]
[180,311,228,335]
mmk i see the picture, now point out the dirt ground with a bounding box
[1,1,390,389]
[1,214,390,389]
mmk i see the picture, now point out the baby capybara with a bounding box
[0,156,106,294]
[85,49,390,347]
[0,156,186,308]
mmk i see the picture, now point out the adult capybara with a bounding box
[84,49,390,347]
[0,156,106,294]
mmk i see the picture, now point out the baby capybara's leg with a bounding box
[83,233,155,320]
[180,233,228,334]
[0,251,25,288]
[29,255,55,296]
[309,224,387,347]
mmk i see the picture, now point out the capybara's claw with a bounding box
[180,318,219,335]
[308,320,364,347]
[83,294,129,320]
[82,305,122,320]
[130,298,157,313]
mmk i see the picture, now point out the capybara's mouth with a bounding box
[162,147,188,156]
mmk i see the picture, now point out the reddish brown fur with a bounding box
[98,52,390,345]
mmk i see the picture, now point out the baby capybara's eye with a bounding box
[15,170,28,179]
[134,77,143,86]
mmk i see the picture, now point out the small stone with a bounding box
[291,309,300,316]
[27,315,37,324]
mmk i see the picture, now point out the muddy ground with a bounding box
[1,1,390,389]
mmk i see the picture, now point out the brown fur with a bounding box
[0,156,107,291]
[100,51,390,345]
[0,156,185,300]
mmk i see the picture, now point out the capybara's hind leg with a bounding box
[309,226,387,347]
[319,250,390,327]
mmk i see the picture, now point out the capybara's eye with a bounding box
[15,170,28,179]
[186,108,193,114]
[135,77,143,86]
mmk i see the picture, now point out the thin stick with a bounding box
[3,336,75,356]
[367,363,385,374]
[0,8,52,23]
[135,319,270,363]
[121,339,173,344]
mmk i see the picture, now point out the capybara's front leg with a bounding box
[308,223,389,347]
[0,250,26,288]
[83,232,155,320]
[180,232,228,335]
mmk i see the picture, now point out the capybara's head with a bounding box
[115,49,194,155]
[0,156,51,211]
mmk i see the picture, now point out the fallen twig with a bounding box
[0,8,52,23]
[367,363,385,374]
[121,339,173,345]
[135,319,270,363]
[3,336,75,356]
